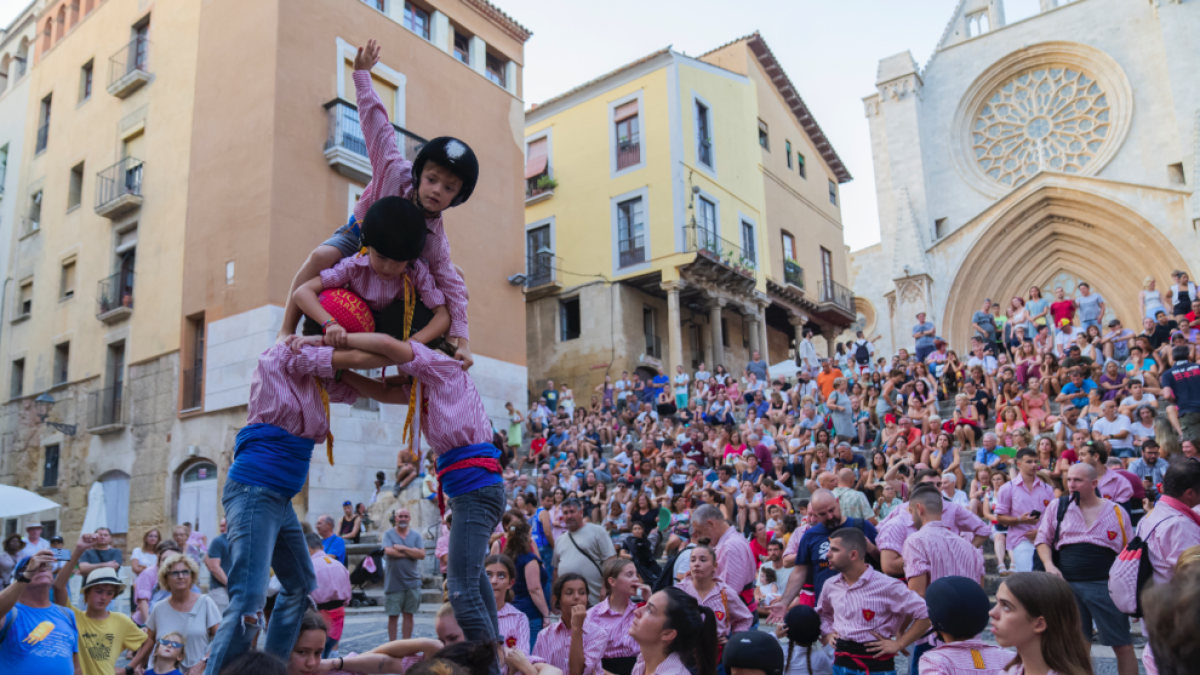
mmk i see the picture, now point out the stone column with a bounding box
[758,303,770,364]
[747,311,761,356]
[710,300,725,369]
[663,281,685,376]
[788,315,806,357]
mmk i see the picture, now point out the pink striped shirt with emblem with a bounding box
[714,524,757,592]
[902,520,985,586]
[676,577,753,636]
[582,597,639,659]
[496,603,543,675]
[1096,469,1133,503]
[533,618,606,675]
[876,501,988,554]
[1034,497,1131,552]
[352,70,469,340]
[917,640,1011,675]
[631,652,690,675]
[816,566,929,644]
[248,344,358,441]
[309,551,352,605]
[320,255,445,312]
[394,341,492,454]
[990,477,1056,551]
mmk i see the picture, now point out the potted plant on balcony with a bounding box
[535,175,558,192]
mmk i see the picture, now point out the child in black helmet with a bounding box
[278,38,480,370]
[916,576,1008,675]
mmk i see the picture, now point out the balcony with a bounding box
[87,385,129,434]
[324,99,426,184]
[524,253,560,300]
[784,259,805,290]
[181,366,203,411]
[817,279,855,315]
[96,272,134,324]
[681,224,758,295]
[616,140,640,171]
[525,174,555,205]
[107,37,151,99]
[95,157,143,219]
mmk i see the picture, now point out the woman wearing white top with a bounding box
[130,528,161,575]
[1140,276,1166,321]
[1170,271,1198,322]
[673,365,690,410]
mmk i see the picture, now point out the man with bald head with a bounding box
[832,468,875,524]
[768,489,879,622]
[1034,463,1137,675]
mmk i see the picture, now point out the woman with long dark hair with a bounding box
[628,588,718,675]
[503,521,550,650]
[989,573,1093,675]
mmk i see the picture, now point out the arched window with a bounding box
[15,38,28,78]
[99,470,131,534]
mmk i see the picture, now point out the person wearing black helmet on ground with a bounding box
[279,38,480,371]
[723,629,786,675]
[916,577,1009,675]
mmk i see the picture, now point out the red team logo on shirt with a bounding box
[1108,531,1118,541]
[506,636,517,649]
[862,609,876,621]
[715,610,725,621]
[1043,500,1051,507]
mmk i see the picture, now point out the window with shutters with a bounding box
[403,2,430,40]
[757,119,769,150]
[485,51,507,89]
[797,152,806,178]
[61,260,75,300]
[43,445,59,487]
[617,197,645,267]
[17,281,32,318]
[614,99,641,171]
[100,471,130,533]
[525,136,550,198]
[10,359,23,398]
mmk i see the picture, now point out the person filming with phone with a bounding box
[0,540,80,672]
[1034,463,1137,675]
[992,449,1055,573]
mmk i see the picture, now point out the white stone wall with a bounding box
[853,0,1198,355]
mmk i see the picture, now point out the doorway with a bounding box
[177,461,218,544]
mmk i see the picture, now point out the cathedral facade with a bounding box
[850,0,1198,356]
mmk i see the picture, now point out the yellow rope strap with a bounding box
[315,377,334,465]
[399,276,419,448]
[970,649,985,669]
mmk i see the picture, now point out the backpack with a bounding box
[854,340,871,365]
[1032,495,1073,572]
[1109,515,1172,617]
[654,543,695,593]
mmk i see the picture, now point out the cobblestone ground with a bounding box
[330,610,1139,675]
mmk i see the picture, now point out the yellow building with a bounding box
[524,33,854,397]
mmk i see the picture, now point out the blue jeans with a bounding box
[910,642,932,675]
[447,483,506,675]
[204,479,317,675]
[834,666,896,675]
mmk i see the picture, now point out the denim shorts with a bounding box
[1114,447,1137,459]
[1069,578,1132,646]
[322,220,362,258]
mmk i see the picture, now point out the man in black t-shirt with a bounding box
[1151,311,1179,350]
[1162,345,1200,443]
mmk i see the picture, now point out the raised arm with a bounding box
[54,533,96,606]
[352,40,412,222]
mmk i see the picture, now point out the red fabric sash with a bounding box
[436,458,503,514]
[1160,495,1200,529]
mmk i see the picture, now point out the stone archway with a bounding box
[942,186,1189,348]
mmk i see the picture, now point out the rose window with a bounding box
[971,67,1111,188]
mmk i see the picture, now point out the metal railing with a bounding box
[683,225,755,273]
[645,334,662,359]
[525,254,556,288]
[35,121,48,153]
[109,36,150,86]
[87,385,128,429]
[181,366,203,410]
[784,259,805,289]
[697,138,712,167]
[616,140,640,170]
[817,279,854,313]
[97,271,134,317]
[526,174,554,199]
[95,156,144,209]
[324,99,426,162]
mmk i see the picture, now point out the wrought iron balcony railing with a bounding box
[616,139,640,170]
[97,271,134,319]
[784,259,805,289]
[683,225,756,276]
[324,99,426,163]
[87,385,128,430]
[817,279,854,313]
[95,157,144,214]
[107,37,151,98]
[525,254,557,288]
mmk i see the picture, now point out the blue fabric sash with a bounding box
[436,443,503,499]
[227,423,316,498]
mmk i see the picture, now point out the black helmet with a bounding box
[412,136,478,207]
[926,576,991,640]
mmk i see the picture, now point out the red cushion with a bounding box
[319,288,375,333]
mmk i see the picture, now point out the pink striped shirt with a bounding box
[1006,665,1059,675]
[816,566,928,644]
[676,578,753,636]
[395,341,492,454]
[902,521,985,585]
[1096,469,1133,503]
[876,502,988,554]
[352,70,469,340]
[993,478,1056,551]
[132,565,157,623]
[310,552,352,605]
[1034,497,1130,552]
[434,524,450,573]
[918,640,1011,675]
[497,603,543,675]
[533,618,606,675]
[1133,502,1200,585]
[631,652,690,675]
[321,255,444,312]
[714,524,757,592]
[583,597,639,659]
[247,344,358,441]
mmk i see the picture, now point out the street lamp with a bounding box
[34,393,77,436]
